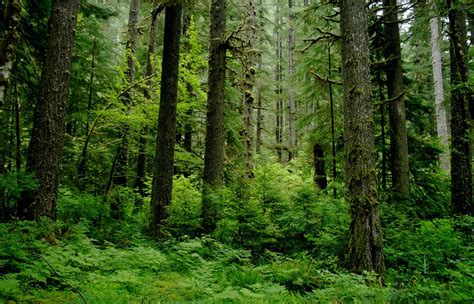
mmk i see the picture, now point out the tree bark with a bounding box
[340,0,385,277]
[114,0,141,187]
[19,0,79,220]
[202,0,227,233]
[448,0,472,216]
[243,0,256,177]
[288,0,296,161]
[255,0,263,155]
[383,0,410,201]
[0,0,21,103]
[150,4,182,237]
[429,1,450,172]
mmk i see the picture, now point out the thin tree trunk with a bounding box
[18,0,80,220]
[275,0,283,162]
[429,1,450,172]
[114,0,140,187]
[383,0,410,201]
[182,14,194,155]
[202,0,227,233]
[328,43,336,198]
[14,92,20,171]
[135,1,162,199]
[340,0,385,277]
[77,39,97,183]
[448,0,472,216]
[243,0,256,177]
[288,0,296,161]
[150,4,182,237]
[0,0,21,103]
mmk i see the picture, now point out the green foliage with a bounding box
[0,171,37,219]
[383,216,473,301]
[166,175,202,236]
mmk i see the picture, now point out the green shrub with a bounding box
[0,171,37,220]
[166,175,202,237]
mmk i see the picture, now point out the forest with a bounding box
[0,0,472,302]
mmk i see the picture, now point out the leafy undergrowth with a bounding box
[1,218,472,303]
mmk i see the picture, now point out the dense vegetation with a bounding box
[0,0,473,302]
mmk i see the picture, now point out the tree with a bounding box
[288,0,296,161]
[448,0,472,216]
[150,3,182,237]
[243,0,256,176]
[429,0,450,172]
[0,0,22,173]
[0,0,21,103]
[275,0,284,162]
[135,1,162,199]
[383,0,410,201]
[202,0,227,233]
[18,0,80,219]
[255,0,264,155]
[340,0,385,276]
[114,0,141,187]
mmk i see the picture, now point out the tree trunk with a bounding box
[275,0,283,162]
[202,0,227,233]
[0,0,21,103]
[340,0,385,277]
[150,4,182,237]
[135,1,161,200]
[383,0,410,201]
[448,0,472,216]
[288,0,296,161]
[114,0,141,187]
[328,43,336,198]
[377,66,387,192]
[77,39,97,184]
[0,0,21,173]
[429,1,450,172]
[243,0,256,177]
[14,92,20,171]
[313,143,327,190]
[18,0,79,220]
[255,0,263,155]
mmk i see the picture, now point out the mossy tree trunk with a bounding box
[243,0,256,177]
[448,0,472,216]
[340,0,385,277]
[19,0,80,220]
[150,4,182,237]
[202,0,227,233]
[383,0,410,201]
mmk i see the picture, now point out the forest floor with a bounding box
[1,214,472,303]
